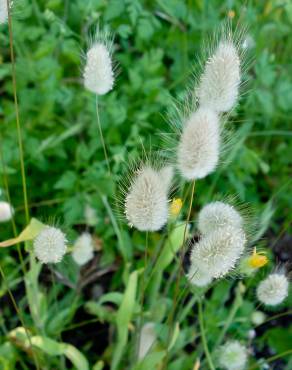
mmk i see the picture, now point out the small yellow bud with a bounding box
[228,10,235,19]
[248,248,268,269]
[170,198,183,216]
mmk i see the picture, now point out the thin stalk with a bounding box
[248,349,292,370]
[135,231,149,362]
[7,0,29,224]
[50,270,66,370]
[177,294,198,323]
[0,264,40,369]
[198,300,215,370]
[161,180,195,368]
[0,138,26,273]
[95,96,111,175]
[213,284,243,350]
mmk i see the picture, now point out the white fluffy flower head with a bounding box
[198,40,240,112]
[34,226,67,264]
[0,0,8,24]
[125,165,172,232]
[0,201,14,222]
[198,201,243,236]
[72,232,94,266]
[177,108,220,180]
[190,226,246,279]
[219,341,248,370]
[257,273,289,306]
[83,41,114,95]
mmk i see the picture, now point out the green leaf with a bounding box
[8,327,89,370]
[112,270,139,370]
[154,223,185,271]
[133,351,166,370]
[0,218,45,247]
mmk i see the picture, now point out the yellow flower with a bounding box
[228,10,235,19]
[248,248,268,269]
[170,198,183,216]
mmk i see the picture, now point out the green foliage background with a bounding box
[0,0,291,369]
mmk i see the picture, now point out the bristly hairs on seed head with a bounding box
[196,20,251,107]
[201,194,256,242]
[81,25,119,94]
[115,141,175,227]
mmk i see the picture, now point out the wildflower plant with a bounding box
[0,4,291,370]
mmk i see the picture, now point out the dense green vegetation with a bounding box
[0,1,291,369]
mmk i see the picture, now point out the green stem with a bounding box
[95,96,111,175]
[7,0,30,225]
[213,284,243,350]
[198,300,215,370]
[248,349,292,370]
[0,137,26,273]
[135,231,149,361]
[161,180,195,369]
[0,263,40,369]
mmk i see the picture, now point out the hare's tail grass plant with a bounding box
[160,24,248,368]
[82,28,116,175]
[4,2,41,368]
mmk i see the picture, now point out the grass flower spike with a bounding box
[190,226,246,278]
[72,232,94,266]
[198,201,243,235]
[83,40,114,95]
[0,0,8,24]
[257,273,289,306]
[219,341,248,370]
[198,40,240,112]
[33,226,67,264]
[125,165,172,231]
[177,108,220,180]
[0,201,14,222]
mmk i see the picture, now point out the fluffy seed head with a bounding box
[197,40,240,112]
[257,273,289,306]
[125,166,172,231]
[72,232,94,266]
[0,0,8,24]
[177,108,220,180]
[219,341,248,370]
[34,226,67,264]
[198,201,243,236]
[83,43,114,95]
[190,226,246,278]
[0,201,14,222]
[138,323,156,359]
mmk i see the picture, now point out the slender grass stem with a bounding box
[198,299,215,370]
[0,263,40,369]
[161,180,195,368]
[7,0,30,225]
[50,270,66,370]
[135,231,149,362]
[248,349,292,370]
[95,96,111,175]
[6,4,41,367]
[213,283,243,350]
[0,138,26,273]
